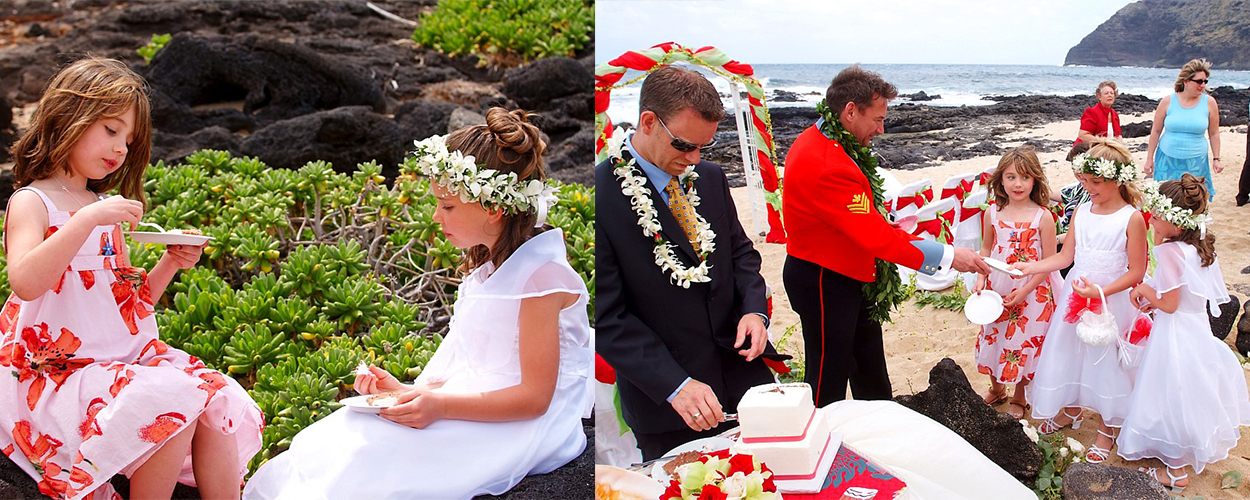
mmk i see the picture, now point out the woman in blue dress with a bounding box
[1144,58,1223,200]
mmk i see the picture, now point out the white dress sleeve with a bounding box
[1147,241,1230,316]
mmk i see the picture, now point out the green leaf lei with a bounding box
[815,99,907,324]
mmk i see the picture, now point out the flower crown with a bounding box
[410,135,557,226]
[1070,153,1140,185]
[1141,181,1213,232]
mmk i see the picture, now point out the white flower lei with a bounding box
[410,135,558,223]
[1141,181,1212,231]
[613,156,716,288]
[1070,153,1140,185]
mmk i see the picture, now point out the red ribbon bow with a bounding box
[895,187,933,210]
[912,209,956,244]
[941,179,977,201]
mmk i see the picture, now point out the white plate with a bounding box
[965,290,1005,325]
[126,231,213,246]
[595,465,664,499]
[340,394,396,414]
[985,257,1024,277]
[650,436,736,483]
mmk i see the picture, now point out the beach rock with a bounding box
[893,358,1043,482]
[545,124,595,185]
[240,106,402,176]
[0,453,41,499]
[152,126,242,166]
[502,57,591,112]
[395,100,457,146]
[1210,293,1241,341]
[476,418,594,499]
[447,107,486,133]
[1060,462,1168,500]
[901,91,939,102]
[0,171,14,209]
[772,89,804,103]
[1121,121,1152,138]
[146,33,385,126]
[1237,301,1250,356]
[0,94,12,164]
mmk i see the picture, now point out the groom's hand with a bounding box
[671,380,724,431]
[735,314,767,362]
[951,247,991,275]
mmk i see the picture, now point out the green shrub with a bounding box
[412,0,593,66]
[137,33,171,65]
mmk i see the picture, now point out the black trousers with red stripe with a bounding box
[783,255,893,407]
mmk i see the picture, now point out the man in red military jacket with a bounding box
[783,65,990,407]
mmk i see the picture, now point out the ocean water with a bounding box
[602,63,1250,126]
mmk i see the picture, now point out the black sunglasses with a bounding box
[1189,78,1209,85]
[657,115,717,153]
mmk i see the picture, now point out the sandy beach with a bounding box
[733,115,1250,497]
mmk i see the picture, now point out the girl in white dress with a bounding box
[1118,174,1250,493]
[1,57,262,500]
[242,108,593,500]
[1012,139,1148,464]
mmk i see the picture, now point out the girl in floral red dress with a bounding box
[972,147,1059,420]
[0,57,262,500]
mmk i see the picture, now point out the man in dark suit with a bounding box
[596,66,783,460]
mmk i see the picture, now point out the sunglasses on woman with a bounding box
[1189,78,1209,85]
[657,115,718,153]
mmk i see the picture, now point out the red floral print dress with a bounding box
[974,206,1058,384]
[0,187,263,500]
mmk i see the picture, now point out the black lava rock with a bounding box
[1237,301,1250,356]
[476,418,593,499]
[147,33,385,130]
[502,58,591,112]
[1121,120,1152,138]
[240,106,402,177]
[1060,462,1168,500]
[894,358,1043,482]
[1210,293,1241,341]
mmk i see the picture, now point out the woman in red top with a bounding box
[1075,81,1122,146]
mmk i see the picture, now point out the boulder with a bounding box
[240,106,402,176]
[893,358,1043,482]
[0,170,15,209]
[395,100,457,145]
[502,58,591,112]
[477,418,594,499]
[1060,462,1167,500]
[146,33,384,129]
[1237,301,1250,356]
[1210,293,1241,340]
[1121,121,1152,138]
[901,91,940,102]
[151,126,242,166]
[447,107,486,134]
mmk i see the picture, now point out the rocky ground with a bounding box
[685,87,1250,186]
[0,0,594,197]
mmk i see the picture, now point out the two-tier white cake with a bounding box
[734,382,834,480]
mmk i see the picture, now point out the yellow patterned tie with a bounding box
[665,177,701,252]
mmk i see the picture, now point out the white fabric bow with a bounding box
[1198,214,1215,239]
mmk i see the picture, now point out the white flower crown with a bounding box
[1141,181,1213,233]
[410,135,558,226]
[1070,153,1140,185]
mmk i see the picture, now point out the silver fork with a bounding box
[135,221,166,233]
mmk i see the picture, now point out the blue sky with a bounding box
[597,0,1137,65]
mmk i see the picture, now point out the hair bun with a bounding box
[485,108,545,158]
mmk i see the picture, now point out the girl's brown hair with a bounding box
[1085,138,1143,207]
[1158,173,1216,266]
[445,107,548,273]
[989,146,1050,208]
[9,57,152,206]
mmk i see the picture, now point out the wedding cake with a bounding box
[734,383,834,480]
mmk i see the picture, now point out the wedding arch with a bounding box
[594,42,787,243]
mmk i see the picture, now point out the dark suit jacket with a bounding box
[595,153,782,434]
